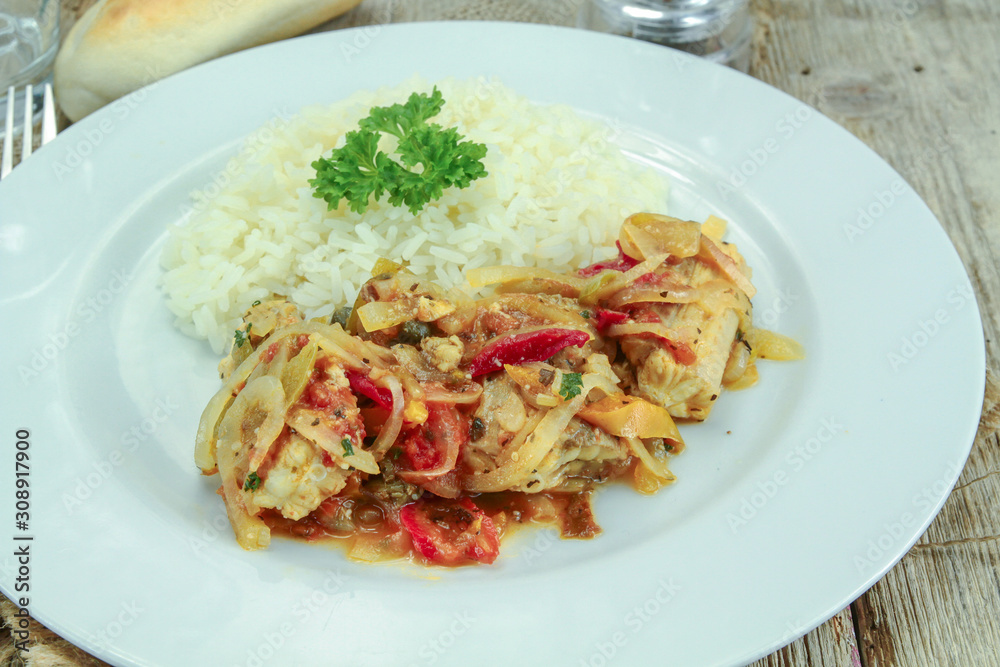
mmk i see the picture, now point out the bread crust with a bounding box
[54,0,363,121]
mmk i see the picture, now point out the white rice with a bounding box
[160,76,670,354]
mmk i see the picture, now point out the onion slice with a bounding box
[619,213,701,260]
[698,237,756,298]
[369,375,404,458]
[286,410,380,475]
[625,436,676,483]
[463,395,585,493]
[215,375,286,551]
[422,382,483,404]
[580,252,671,305]
[468,266,586,295]
[196,321,388,474]
[606,281,703,309]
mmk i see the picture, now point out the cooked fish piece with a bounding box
[513,417,629,493]
[252,432,351,521]
[619,247,752,421]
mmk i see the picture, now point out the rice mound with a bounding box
[160,76,670,354]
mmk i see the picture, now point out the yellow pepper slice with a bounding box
[578,394,683,444]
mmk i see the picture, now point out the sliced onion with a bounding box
[286,410,379,475]
[620,214,702,260]
[468,266,586,294]
[245,337,289,386]
[618,221,659,261]
[422,382,483,404]
[701,214,728,241]
[378,364,424,402]
[197,321,388,475]
[747,327,805,361]
[625,436,676,482]
[605,322,685,341]
[578,369,624,402]
[463,395,585,493]
[280,339,318,408]
[237,376,287,472]
[195,389,234,474]
[726,362,759,390]
[357,297,420,332]
[580,253,671,306]
[698,237,756,298]
[215,375,286,551]
[486,293,591,327]
[369,375,404,458]
[503,363,551,398]
[722,341,750,384]
[606,281,703,309]
[313,322,395,367]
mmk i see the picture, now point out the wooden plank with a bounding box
[750,607,862,667]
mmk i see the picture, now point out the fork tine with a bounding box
[42,83,56,145]
[22,84,34,162]
[2,86,14,179]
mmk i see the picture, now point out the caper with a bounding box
[330,305,352,328]
[397,320,432,346]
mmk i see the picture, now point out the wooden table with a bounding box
[2,1,997,665]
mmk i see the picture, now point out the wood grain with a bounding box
[1,1,997,666]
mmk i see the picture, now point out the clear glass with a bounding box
[0,0,60,137]
[578,0,752,72]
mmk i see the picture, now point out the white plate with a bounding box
[0,22,985,667]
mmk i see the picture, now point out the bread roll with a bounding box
[54,0,363,121]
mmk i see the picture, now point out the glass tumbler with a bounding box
[578,0,753,72]
[0,0,60,136]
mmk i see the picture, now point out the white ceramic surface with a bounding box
[0,22,985,667]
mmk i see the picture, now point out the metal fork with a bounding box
[1,83,58,179]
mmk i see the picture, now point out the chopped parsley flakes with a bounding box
[558,372,584,400]
[234,323,252,347]
[243,472,261,491]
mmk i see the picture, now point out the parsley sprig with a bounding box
[310,88,488,215]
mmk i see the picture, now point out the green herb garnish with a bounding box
[310,87,488,215]
[341,438,355,457]
[234,323,252,348]
[243,472,261,491]
[558,372,584,400]
[580,310,591,319]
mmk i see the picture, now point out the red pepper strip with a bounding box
[577,242,640,277]
[592,308,629,332]
[468,328,591,377]
[345,369,393,409]
[666,340,697,366]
